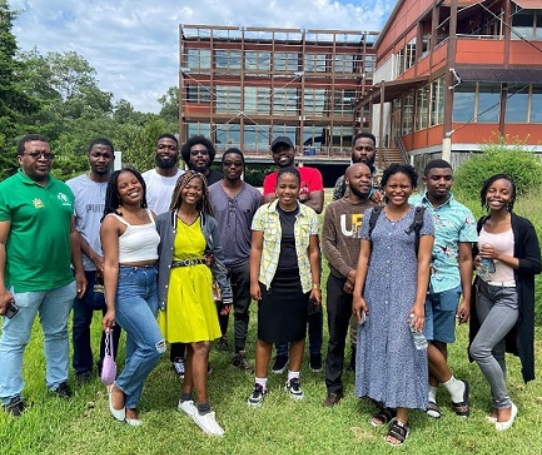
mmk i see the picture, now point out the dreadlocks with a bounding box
[169,170,214,216]
[102,168,148,221]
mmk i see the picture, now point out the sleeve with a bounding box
[262,173,276,195]
[209,218,233,304]
[0,189,12,222]
[332,176,345,201]
[420,208,435,237]
[307,168,324,192]
[309,210,319,236]
[517,219,542,275]
[459,209,478,243]
[251,206,265,231]
[359,208,373,241]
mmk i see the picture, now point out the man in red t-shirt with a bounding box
[261,136,325,373]
[262,137,324,214]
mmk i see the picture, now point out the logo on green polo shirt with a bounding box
[33,198,45,209]
[57,192,71,206]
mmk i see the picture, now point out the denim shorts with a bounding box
[424,285,462,343]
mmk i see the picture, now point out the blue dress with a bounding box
[354,206,434,410]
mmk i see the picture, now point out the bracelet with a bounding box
[312,283,321,290]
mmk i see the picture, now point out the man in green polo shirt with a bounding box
[0,134,87,417]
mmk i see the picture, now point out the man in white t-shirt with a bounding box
[142,134,184,215]
[67,138,121,384]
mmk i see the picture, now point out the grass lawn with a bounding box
[1,193,542,454]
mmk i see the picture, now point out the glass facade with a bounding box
[303,88,326,116]
[186,84,211,103]
[215,86,241,113]
[184,48,211,69]
[505,84,529,123]
[273,88,298,116]
[215,50,242,70]
[214,124,241,149]
[245,51,271,72]
[453,82,476,123]
[273,52,299,72]
[477,83,500,123]
[244,87,271,115]
[304,53,327,72]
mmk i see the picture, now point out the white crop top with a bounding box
[109,209,160,263]
[478,227,515,282]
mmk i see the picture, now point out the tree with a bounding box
[157,86,179,131]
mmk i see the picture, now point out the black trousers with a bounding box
[325,273,354,394]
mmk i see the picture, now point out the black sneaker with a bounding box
[2,397,25,417]
[285,377,304,400]
[271,355,288,374]
[217,336,230,352]
[247,383,267,408]
[172,357,185,378]
[75,371,92,385]
[231,350,255,374]
[309,353,322,372]
[52,382,72,399]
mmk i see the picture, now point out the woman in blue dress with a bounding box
[353,164,434,446]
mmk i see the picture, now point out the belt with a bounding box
[172,258,206,268]
[482,279,516,288]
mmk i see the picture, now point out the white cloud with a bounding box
[10,0,393,113]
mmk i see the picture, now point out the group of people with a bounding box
[0,132,539,445]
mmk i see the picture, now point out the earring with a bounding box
[507,203,513,212]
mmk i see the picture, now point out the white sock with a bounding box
[428,385,438,403]
[287,370,300,382]
[443,376,465,402]
[255,377,268,389]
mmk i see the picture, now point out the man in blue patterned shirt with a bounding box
[410,159,477,419]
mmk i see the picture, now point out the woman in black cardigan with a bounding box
[469,174,541,431]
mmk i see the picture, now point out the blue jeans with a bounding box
[114,265,165,409]
[276,309,323,357]
[73,271,121,375]
[0,281,76,404]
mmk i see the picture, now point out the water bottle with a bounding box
[480,258,496,274]
[410,314,428,350]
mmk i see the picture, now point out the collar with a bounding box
[269,198,303,215]
[17,169,52,188]
[421,192,455,208]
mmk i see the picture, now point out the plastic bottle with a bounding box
[409,314,428,350]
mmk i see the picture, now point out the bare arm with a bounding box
[352,239,371,322]
[300,190,324,214]
[307,234,321,304]
[79,233,104,274]
[410,234,434,332]
[100,216,120,330]
[457,242,473,323]
[249,230,264,301]
[0,220,14,314]
[262,193,276,204]
[70,216,87,299]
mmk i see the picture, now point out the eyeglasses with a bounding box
[23,152,55,160]
[223,161,243,168]
[190,149,209,156]
[157,144,177,151]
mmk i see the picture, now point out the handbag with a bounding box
[100,330,117,386]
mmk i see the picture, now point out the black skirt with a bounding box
[258,269,309,343]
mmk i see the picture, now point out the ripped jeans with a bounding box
[115,265,165,409]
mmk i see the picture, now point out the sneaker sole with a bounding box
[285,386,304,400]
[191,414,224,436]
[310,366,323,373]
[272,363,288,374]
[247,398,264,408]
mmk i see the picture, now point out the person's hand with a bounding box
[343,281,354,294]
[298,192,309,203]
[250,282,261,301]
[0,289,15,315]
[220,304,231,316]
[370,190,385,205]
[473,255,482,269]
[353,295,368,323]
[75,271,87,299]
[480,243,498,260]
[409,304,425,332]
[456,299,470,324]
[102,309,115,331]
[309,288,321,305]
[90,254,105,275]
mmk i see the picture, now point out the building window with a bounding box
[302,125,326,150]
[453,82,500,123]
[511,7,536,40]
[330,126,353,149]
[215,50,242,70]
[244,87,271,114]
[215,86,241,113]
[245,51,271,72]
[271,125,297,146]
[477,83,500,123]
[405,38,417,71]
[273,52,299,72]
[184,49,211,69]
[244,125,271,151]
[273,88,298,116]
[215,124,241,149]
[363,54,376,76]
[334,54,355,74]
[453,82,476,123]
[531,84,542,123]
[186,122,211,138]
[186,85,211,103]
[430,78,445,126]
[505,84,529,123]
[333,90,356,117]
[416,85,429,131]
[304,53,327,72]
[303,88,327,116]
[402,94,414,134]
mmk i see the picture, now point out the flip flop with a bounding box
[452,380,470,418]
[427,401,441,419]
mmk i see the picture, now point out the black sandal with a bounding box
[385,420,409,446]
[452,380,470,418]
[427,401,441,419]
[371,407,397,427]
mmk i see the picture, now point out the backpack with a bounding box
[368,205,426,254]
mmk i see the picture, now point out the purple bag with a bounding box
[101,330,117,386]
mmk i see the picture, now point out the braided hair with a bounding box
[480,173,516,211]
[102,168,148,221]
[169,170,214,216]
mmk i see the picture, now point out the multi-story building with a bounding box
[179,25,378,166]
[357,0,542,170]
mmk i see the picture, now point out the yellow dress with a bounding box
[158,217,221,343]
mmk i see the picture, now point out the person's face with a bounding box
[117,171,143,206]
[384,172,413,207]
[485,178,514,211]
[189,143,211,172]
[222,154,244,181]
[88,144,114,176]
[424,167,453,200]
[18,140,53,182]
[181,177,203,206]
[345,164,372,199]
[155,137,179,169]
[272,144,295,168]
[276,173,300,208]
[351,137,376,166]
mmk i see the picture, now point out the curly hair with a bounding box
[381,163,418,188]
[169,170,214,216]
[102,168,148,221]
[480,173,516,211]
[180,135,216,166]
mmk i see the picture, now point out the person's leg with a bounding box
[324,274,351,397]
[308,307,323,358]
[255,340,273,378]
[470,284,518,419]
[288,339,305,372]
[347,314,357,370]
[182,346,195,395]
[231,262,251,352]
[170,343,186,362]
[72,271,95,376]
[191,341,211,405]
[0,289,43,405]
[40,281,76,391]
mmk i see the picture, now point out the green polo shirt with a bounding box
[0,170,75,292]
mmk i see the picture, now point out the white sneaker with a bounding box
[192,411,225,436]
[172,358,185,378]
[178,399,197,418]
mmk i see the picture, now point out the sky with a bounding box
[10,0,394,113]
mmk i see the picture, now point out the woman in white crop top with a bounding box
[100,168,165,427]
[470,174,541,432]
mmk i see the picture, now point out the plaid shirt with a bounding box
[251,199,319,293]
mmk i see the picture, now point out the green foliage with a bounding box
[454,136,542,203]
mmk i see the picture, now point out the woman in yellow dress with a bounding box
[156,171,232,436]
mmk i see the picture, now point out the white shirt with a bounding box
[142,168,184,215]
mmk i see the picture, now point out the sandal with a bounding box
[371,407,397,427]
[452,380,470,418]
[426,401,441,419]
[385,420,409,446]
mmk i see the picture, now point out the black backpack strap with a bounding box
[405,206,426,254]
[368,206,384,240]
